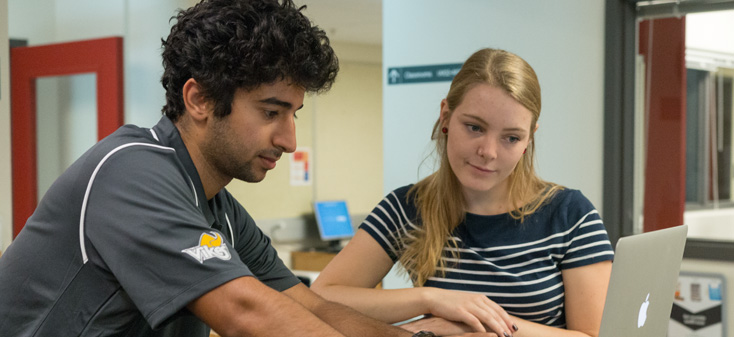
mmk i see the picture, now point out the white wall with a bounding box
[0,0,11,251]
[382,0,605,208]
[381,0,605,289]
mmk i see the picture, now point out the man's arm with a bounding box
[188,276,344,337]
[283,282,414,337]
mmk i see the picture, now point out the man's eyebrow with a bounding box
[259,97,304,110]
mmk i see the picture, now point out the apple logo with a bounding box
[638,293,650,328]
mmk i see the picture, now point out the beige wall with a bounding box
[228,42,383,220]
[0,0,382,249]
[0,0,12,251]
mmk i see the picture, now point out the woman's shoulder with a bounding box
[376,184,419,218]
[550,187,590,206]
[385,184,415,202]
[539,187,599,222]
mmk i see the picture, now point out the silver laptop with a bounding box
[598,224,688,337]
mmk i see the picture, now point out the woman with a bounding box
[311,48,614,337]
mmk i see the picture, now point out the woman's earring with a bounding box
[442,127,448,134]
[523,148,527,154]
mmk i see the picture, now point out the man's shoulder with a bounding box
[88,125,176,162]
[65,124,185,190]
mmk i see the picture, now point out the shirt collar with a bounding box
[151,116,215,226]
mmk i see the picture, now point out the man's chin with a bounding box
[237,171,267,183]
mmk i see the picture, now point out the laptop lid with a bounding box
[598,224,688,337]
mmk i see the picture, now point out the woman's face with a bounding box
[442,84,534,205]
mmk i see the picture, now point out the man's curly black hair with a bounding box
[161,0,339,122]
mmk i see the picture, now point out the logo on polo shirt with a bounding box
[182,231,232,263]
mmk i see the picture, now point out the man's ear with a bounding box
[182,78,211,122]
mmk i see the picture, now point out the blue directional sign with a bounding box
[387,63,463,85]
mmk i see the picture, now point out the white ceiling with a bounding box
[294,0,382,46]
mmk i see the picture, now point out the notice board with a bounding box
[669,271,726,336]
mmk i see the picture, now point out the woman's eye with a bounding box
[466,124,482,133]
[507,136,520,143]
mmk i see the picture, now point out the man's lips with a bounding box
[260,155,279,170]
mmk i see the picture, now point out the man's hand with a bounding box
[400,316,493,337]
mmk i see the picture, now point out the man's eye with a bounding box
[265,110,278,118]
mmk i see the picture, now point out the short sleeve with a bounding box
[559,190,615,269]
[83,146,252,328]
[225,195,301,291]
[358,185,416,261]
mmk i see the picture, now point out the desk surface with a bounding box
[291,250,337,272]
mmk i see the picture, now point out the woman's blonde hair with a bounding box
[400,48,562,286]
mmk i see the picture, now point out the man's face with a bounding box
[201,81,305,183]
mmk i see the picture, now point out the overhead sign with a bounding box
[387,63,463,85]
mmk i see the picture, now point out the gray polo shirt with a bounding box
[0,116,300,336]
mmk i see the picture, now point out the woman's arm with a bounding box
[312,229,516,336]
[311,229,425,321]
[283,282,413,337]
[509,260,612,337]
[398,260,612,337]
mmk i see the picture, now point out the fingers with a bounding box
[424,288,518,336]
[455,297,516,337]
[455,311,487,333]
[478,299,517,334]
[468,304,512,337]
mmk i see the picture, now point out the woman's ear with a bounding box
[182,78,211,122]
[439,99,450,128]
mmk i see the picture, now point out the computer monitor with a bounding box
[313,200,355,251]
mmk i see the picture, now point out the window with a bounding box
[686,66,734,208]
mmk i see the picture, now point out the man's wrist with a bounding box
[412,331,437,337]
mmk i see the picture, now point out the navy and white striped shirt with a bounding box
[360,185,614,328]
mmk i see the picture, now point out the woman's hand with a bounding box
[421,287,517,336]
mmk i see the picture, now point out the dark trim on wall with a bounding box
[9,39,28,49]
[684,239,734,262]
[603,0,638,247]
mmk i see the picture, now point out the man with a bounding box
[0,1,420,336]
